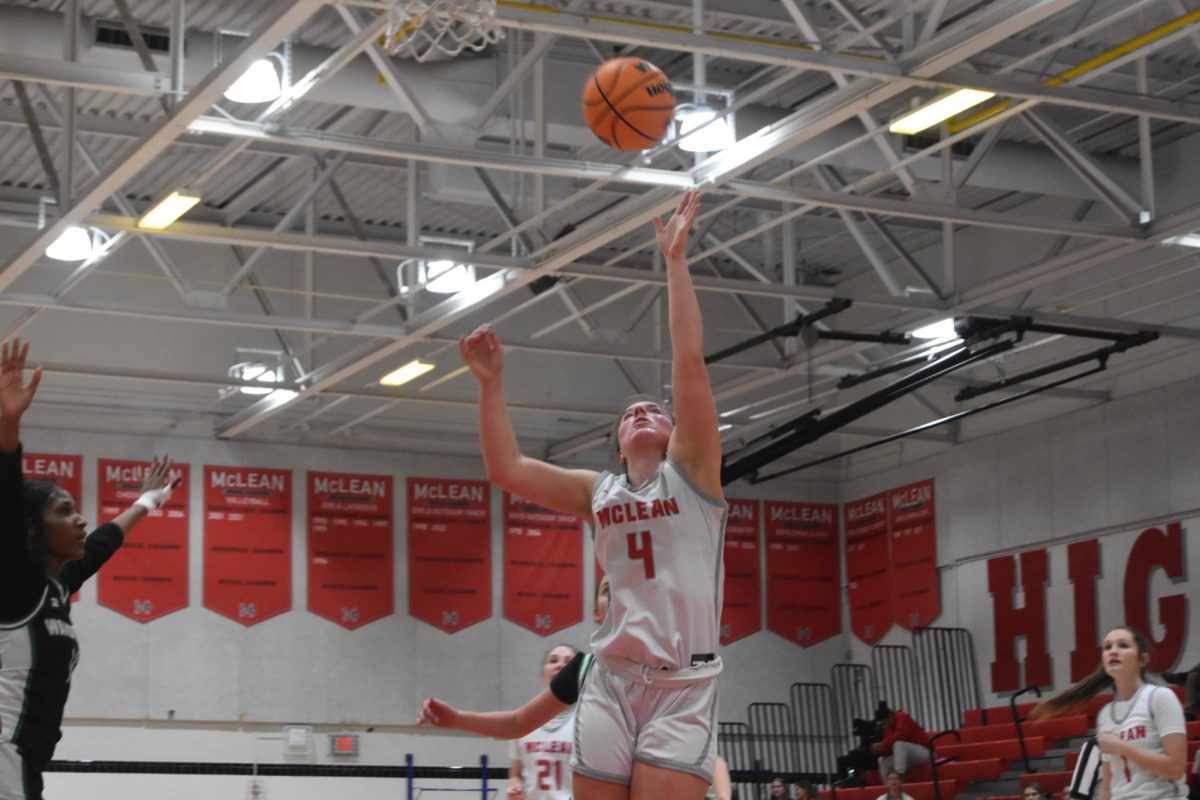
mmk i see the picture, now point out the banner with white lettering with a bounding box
[503,493,582,636]
[96,459,189,623]
[203,466,292,626]
[307,471,394,630]
[720,498,761,646]
[407,478,491,633]
[889,479,938,630]
[845,492,892,644]
[766,500,840,647]
[21,452,82,500]
[23,453,84,601]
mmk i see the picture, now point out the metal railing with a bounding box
[1011,685,1043,773]
[873,645,921,724]
[790,682,841,782]
[831,663,879,749]
[749,701,802,783]
[719,720,763,800]
[913,627,981,732]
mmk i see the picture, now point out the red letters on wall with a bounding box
[988,549,1052,693]
[1124,523,1185,672]
[1067,539,1100,682]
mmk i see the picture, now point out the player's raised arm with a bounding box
[657,191,723,499]
[460,325,597,521]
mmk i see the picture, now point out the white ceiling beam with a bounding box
[0,0,329,294]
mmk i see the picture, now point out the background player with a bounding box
[508,644,578,800]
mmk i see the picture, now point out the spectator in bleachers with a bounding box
[1162,663,1199,721]
[1023,781,1048,800]
[871,703,932,777]
[875,770,914,800]
[770,776,789,798]
[794,780,818,800]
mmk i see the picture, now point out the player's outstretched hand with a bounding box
[0,338,42,421]
[458,325,504,384]
[653,189,700,263]
[417,697,460,728]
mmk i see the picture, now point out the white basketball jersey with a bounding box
[510,708,575,800]
[589,458,725,674]
[1097,685,1188,800]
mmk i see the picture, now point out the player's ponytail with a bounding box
[1031,626,1151,719]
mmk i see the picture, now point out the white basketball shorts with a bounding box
[570,659,718,785]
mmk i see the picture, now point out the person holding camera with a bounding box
[871,702,932,777]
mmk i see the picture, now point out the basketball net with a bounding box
[383,0,504,62]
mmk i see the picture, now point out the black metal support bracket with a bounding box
[1011,685,1044,775]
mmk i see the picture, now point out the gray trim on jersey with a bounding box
[0,586,46,631]
[663,458,725,510]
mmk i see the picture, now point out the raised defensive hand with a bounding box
[0,338,42,420]
[417,697,460,728]
[653,189,701,263]
[133,455,183,512]
[458,325,504,383]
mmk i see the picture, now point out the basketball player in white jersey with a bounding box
[508,645,577,800]
[452,190,724,800]
[1033,626,1187,800]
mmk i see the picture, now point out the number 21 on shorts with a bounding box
[627,530,656,578]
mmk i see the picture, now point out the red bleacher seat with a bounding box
[939,736,1047,761]
[954,716,1089,744]
[905,758,1007,784]
[1020,771,1072,794]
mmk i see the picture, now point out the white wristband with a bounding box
[133,485,173,512]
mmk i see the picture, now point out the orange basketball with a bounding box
[582,57,676,151]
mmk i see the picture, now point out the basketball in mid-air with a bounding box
[582,57,676,151]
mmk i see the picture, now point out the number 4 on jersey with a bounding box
[627,531,656,579]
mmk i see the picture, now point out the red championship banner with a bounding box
[766,501,840,646]
[845,492,892,644]
[307,471,394,630]
[407,478,491,633]
[889,479,938,630]
[23,453,84,601]
[503,493,582,635]
[203,466,292,626]
[21,452,82,500]
[720,498,761,645]
[96,459,189,622]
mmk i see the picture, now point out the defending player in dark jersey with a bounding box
[0,339,178,800]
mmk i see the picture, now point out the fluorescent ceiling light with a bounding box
[230,362,278,395]
[426,260,473,294]
[1163,234,1200,248]
[138,191,201,230]
[910,319,960,341]
[45,226,93,261]
[677,107,736,153]
[224,59,282,104]
[888,89,996,135]
[380,360,436,387]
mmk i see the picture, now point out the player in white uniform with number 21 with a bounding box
[428,190,725,800]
